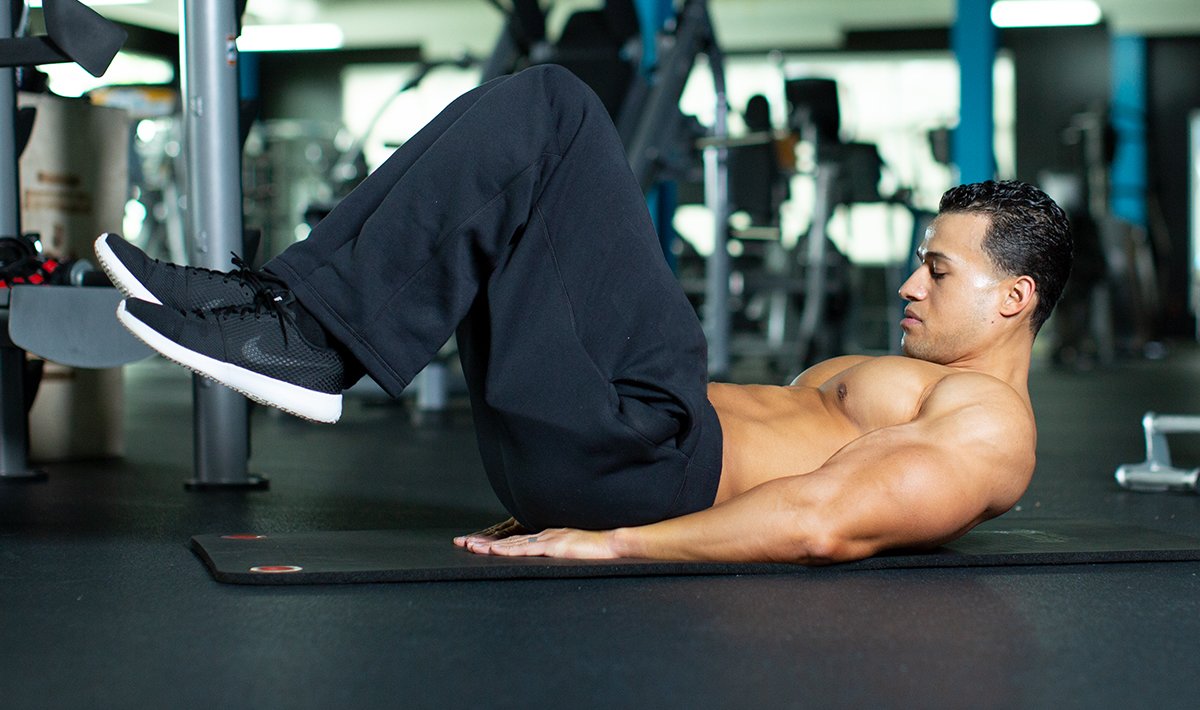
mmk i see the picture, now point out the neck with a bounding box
[946,333,1035,402]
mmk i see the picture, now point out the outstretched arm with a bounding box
[462,374,1035,564]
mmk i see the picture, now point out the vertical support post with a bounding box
[0,332,41,480]
[703,43,730,378]
[633,0,671,74]
[1110,34,1147,229]
[1190,111,1200,340]
[952,0,996,184]
[180,0,263,489]
[0,1,40,480]
[795,164,838,369]
[634,0,679,265]
[0,1,17,237]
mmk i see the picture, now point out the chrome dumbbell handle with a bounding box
[1115,412,1200,493]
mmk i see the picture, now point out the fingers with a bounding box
[459,528,617,559]
[452,517,529,547]
[469,532,550,557]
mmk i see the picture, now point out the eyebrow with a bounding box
[916,249,956,263]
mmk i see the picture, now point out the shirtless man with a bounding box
[459,183,1066,563]
[97,66,1071,565]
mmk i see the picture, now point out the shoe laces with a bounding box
[202,254,298,345]
[228,253,290,295]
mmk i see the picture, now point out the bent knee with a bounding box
[524,63,585,91]
[521,64,602,112]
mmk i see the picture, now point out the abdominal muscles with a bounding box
[708,383,862,498]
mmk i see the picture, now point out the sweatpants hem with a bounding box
[265,258,411,398]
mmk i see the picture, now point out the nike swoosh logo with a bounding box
[240,335,317,370]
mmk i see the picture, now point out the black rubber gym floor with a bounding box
[3,348,1200,709]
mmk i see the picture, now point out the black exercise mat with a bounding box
[191,517,1200,584]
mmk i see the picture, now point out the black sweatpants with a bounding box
[266,65,723,530]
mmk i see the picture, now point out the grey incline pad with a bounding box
[191,517,1200,584]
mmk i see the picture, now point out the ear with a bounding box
[999,275,1036,319]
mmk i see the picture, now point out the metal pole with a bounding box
[180,0,263,489]
[795,164,838,369]
[703,41,730,378]
[0,334,41,480]
[0,1,40,480]
[0,2,17,235]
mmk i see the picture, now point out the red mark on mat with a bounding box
[249,565,303,574]
[222,534,267,540]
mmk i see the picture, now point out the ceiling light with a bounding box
[236,23,344,52]
[991,0,1103,28]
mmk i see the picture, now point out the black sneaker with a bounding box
[117,295,344,423]
[94,233,266,312]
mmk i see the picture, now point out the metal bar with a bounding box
[626,0,710,192]
[695,129,788,150]
[1115,466,1199,493]
[0,332,41,479]
[794,164,838,369]
[0,0,40,480]
[0,36,69,68]
[1114,412,1200,493]
[0,0,19,244]
[180,0,261,489]
[1146,413,1200,434]
[702,31,730,378]
[1191,111,1200,341]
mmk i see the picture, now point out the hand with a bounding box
[456,526,620,559]
[452,517,529,548]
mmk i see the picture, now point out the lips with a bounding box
[901,308,922,327]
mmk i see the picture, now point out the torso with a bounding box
[707,355,1009,503]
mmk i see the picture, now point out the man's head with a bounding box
[937,180,1073,332]
[899,180,1073,364]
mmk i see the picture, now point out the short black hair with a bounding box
[938,180,1073,333]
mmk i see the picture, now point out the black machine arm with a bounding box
[0,0,126,77]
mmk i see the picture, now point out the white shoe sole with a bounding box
[94,233,161,305]
[116,300,342,424]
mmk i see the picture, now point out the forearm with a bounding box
[611,477,841,564]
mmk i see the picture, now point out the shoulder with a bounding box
[921,372,1030,419]
[917,372,1036,495]
[919,372,1033,442]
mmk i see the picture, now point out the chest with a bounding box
[820,358,936,432]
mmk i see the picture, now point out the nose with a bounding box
[898,266,926,302]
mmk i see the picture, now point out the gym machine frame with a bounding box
[1,0,130,481]
[618,0,731,377]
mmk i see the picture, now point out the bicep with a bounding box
[791,406,1030,560]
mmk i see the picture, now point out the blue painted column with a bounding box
[634,0,679,266]
[238,49,259,103]
[952,0,997,184]
[1110,34,1147,228]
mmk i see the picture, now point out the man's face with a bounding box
[898,212,1011,364]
